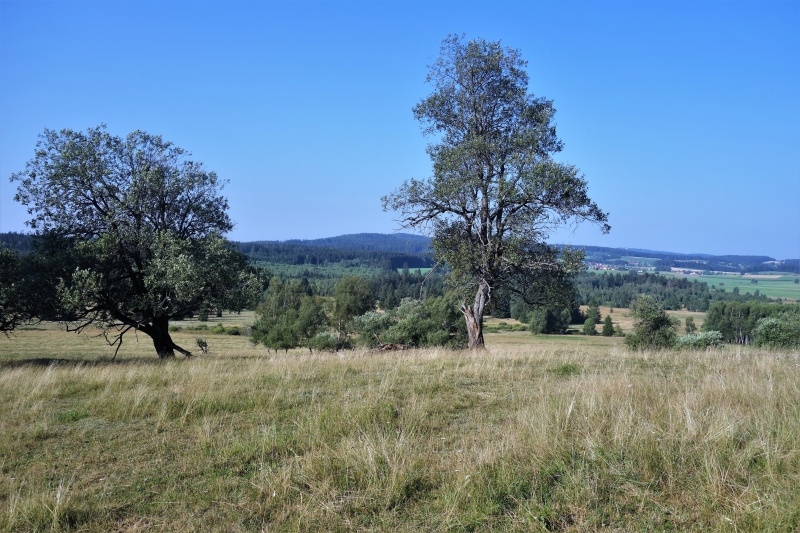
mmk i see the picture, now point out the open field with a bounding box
[1,327,799,532]
[661,272,800,301]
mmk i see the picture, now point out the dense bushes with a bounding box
[353,296,466,349]
[675,331,724,350]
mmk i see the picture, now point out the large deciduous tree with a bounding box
[382,36,609,349]
[10,125,260,358]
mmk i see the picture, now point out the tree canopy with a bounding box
[383,36,609,348]
[10,125,260,358]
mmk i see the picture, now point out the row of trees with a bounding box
[622,296,799,351]
[572,271,772,312]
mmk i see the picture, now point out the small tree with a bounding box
[583,316,597,336]
[685,316,697,334]
[332,276,374,341]
[624,295,679,350]
[251,277,328,353]
[601,315,614,336]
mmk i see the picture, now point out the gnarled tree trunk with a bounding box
[143,317,192,359]
[462,280,490,350]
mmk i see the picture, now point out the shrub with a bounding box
[582,317,597,336]
[529,308,570,335]
[624,295,678,350]
[169,325,183,332]
[753,315,800,349]
[676,331,724,350]
[225,327,241,336]
[306,331,339,352]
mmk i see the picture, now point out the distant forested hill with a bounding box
[234,237,433,271]
[283,233,431,254]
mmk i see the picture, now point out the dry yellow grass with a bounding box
[1,326,798,531]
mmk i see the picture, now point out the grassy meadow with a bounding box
[661,272,800,301]
[2,321,799,532]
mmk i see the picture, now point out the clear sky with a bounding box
[1,0,798,259]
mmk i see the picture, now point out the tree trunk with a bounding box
[145,317,192,359]
[462,280,490,350]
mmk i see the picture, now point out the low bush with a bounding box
[676,331,724,350]
[753,315,800,349]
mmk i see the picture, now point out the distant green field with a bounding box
[396,267,433,275]
[662,272,800,301]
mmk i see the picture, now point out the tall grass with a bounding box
[1,331,798,531]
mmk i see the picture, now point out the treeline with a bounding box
[703,301,800,347]
[572,271,771,311]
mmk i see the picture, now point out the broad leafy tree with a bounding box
[383,36,609,348]
[10,125,259,358]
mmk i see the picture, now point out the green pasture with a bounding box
[662,272,800,301]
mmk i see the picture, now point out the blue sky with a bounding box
[1,0,798,259]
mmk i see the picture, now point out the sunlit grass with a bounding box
[1,327,798,531]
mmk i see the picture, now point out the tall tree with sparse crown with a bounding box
[383,36,609,349]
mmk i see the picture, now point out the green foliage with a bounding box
[0,248,26,333]
[574,270,774,312]
[685,316,697,334]
[602,315,614,336]
[382,36,608,348]
[251,277,329,352]
[332,276,374,339]
[9,125,259,358]
[582,317,597,336]
[195,338,208,353]
[753,314,800,349]
[586,300,601,324]
[703,301,800,345]
[528,308,571,335]
[353,295,467,348]
[624,295,679,350]
[675,331,724,350]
